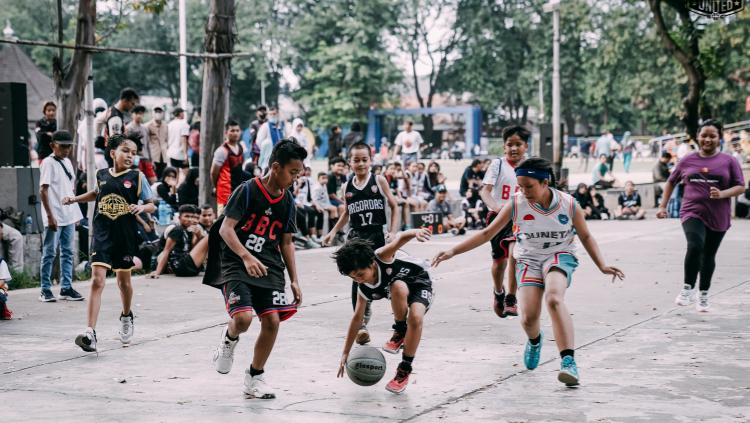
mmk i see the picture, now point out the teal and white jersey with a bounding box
[511,188,577,262]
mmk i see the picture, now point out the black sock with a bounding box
[401,354,414,364]
[121,311,133,318]
[529,334,541,345]
[393,320,407,335]
[560,349,574,359]
[494,289,505,300]
[399,355,414,371]
[505,294,516,305]
[225,330,238,342]
[249,366,264,377]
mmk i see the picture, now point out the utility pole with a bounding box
[84,63,95,249]
[544,0,562,176]
[178,0,187,109]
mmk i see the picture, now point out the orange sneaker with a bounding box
[383,331,405,354]
[385,366,411,394]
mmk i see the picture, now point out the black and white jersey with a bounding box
[357,252,431,301]
[345,173,387,230]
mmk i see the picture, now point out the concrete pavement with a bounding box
[1,218,749,422]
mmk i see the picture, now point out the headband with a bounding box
[515,168,551,181]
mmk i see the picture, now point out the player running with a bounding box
[433,157,624,386]
[334,227,433,394]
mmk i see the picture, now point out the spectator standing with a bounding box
[328,125,343,164]
[146,106,170,178]
[210,120,244,215]
[621,131,635,173]
[594,131,613,170]
[459,159,484,197]
[99,88,139,142]
[288,118,314,167]
[76,98,107,172]
[256,106,285,171]
[615,181,646,219]
[244,105,267,163]
[392,121,423,163]
[126,105,157,184]
[167,107,191,180]
[35,101,57,161]
[342,121,363,154]
[579,138,592,171]
[188,121,201,168]
[38,130,84,302]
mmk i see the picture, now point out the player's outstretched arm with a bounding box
[572,205,624,282]
[376,227,431,263]
[338,295,368,378]
[280,232,302,306]
[432,201,512,267]
[62,189,97,205]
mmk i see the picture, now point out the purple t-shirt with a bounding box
[668,152,745,231]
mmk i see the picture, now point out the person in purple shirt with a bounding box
[657,119,745,312]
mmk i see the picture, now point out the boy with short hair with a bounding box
[149,205,209,278]
[616,181,646,220]
[334,228,433,394]
[428,185,466,235]
[312,172,339,233]
[204,140,305,399]
[199,204,216,232]
[479,125,529,318]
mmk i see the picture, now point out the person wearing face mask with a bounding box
[256,106,284,172]
[288,118,314,167]
[146,106,170,178]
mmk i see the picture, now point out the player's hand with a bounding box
[62,196,75,205]
[129,204,145,215]
[431,249,454,267]
[709,187,722,199]
[600,265,625,283]
[148,271,159,279]
[47,216,58,232]
[242,254,268,278]
[290,281,302,306]
[656,207,667,219]
[337,353,348,378]
[413,226,431,242]
[385,232,398,242]
[321,233,334,247]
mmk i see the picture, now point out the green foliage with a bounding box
[8,269,38,290]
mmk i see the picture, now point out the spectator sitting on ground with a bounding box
[429,185,466,235]
[149,205,208,278]
[459,159,484,197]
[588,185,610,220]
[423,161,446,201]
[0,257,12,319]
[573,183,595,219]
[592,154,617,189]
[405,161,428,211]
[198,205,216,231]
[461,188,484,229]
[652,152,672,206]
[312,172,339,236]
[151,166,179,211]
[327,157,348,213]
[0,223,24,272]
[177,168,200,207]
[293,167,321,248]
[385,162,410,228]
[371,164,383,176]
[615,181,646,220]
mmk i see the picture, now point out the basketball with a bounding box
[345,346,387,386]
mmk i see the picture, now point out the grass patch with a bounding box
[8,269,38,290]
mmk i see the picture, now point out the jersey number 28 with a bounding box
[244,234,266,252]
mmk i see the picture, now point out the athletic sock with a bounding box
[529,334,541,345]
[121,310,133,318]
[249,366,264,377]
[494,289,505,298]
[393,320,407,335]
[399,355,414,372]
[505,294,517,305]
[560,349,574,359]
[225,331,238,342]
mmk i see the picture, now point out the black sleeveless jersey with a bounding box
[357,253,432,301]
[211,177,296,290]
[91,168,142,251]
[345,174,387,230]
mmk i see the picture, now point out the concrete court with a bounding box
[1,218,749,423]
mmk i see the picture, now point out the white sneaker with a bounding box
[75,328,97,352]
[696,291,710,312]
[118,312,134,344]
[243,372,276,399]
[212,327,239,374]
[675,284,696,306]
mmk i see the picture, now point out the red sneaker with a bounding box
[385,367,411,394]
[2,306,13,320]
[383,331,405,354]
[504,295,518,316]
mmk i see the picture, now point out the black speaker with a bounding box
[0,82,30,167]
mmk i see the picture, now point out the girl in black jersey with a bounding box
[322,142,399,346]
[64,135,155,352]
[334,227,433,394]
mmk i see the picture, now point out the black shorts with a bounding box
[169,254,203,277]
[91,222,137,272]
[404,279,434,310]
[221,281,297,321]
[170,158,189,169]
[348,228,386,249]
[487,211,515,260]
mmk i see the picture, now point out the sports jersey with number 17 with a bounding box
[482,157,521,208]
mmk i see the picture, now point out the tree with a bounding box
[198,0,235,206]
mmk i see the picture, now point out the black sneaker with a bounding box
[504,294,518,316]
[493,289,506,318]
[59,287,85,301]
[39,289,57,302]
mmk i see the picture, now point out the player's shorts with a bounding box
[516,252,578,289]
[405,279,434,310]
[487,211,515,260]
[169,254,203,277]
[169,158,189,169]
[221,280,297,321]
[90,227,137,272]
[348,228,386,250]
[90,249,135,272]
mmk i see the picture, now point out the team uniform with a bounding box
[511,189,579,288]
[345,173,388,248]
[357,252,434,310]
[214,142,245,211]
[203,177,297,320]
[167,225,203,277]
[483,157,521,260]
[90,168,152,271]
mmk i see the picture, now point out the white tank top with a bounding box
[511,188,577,261]
[482,157,521,207]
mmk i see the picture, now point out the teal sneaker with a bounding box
[524,331,543,370]
[558,355,580,386]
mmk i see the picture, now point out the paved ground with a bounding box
[2,218,749,422]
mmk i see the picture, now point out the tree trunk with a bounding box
[53,0,95,161]
[198,0,236,206]
[648,0,705,141]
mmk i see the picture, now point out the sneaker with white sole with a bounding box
[675,284,696,306]
[118,312,134,344]
[39,289,57,302]
[212,327,239,374]
[243,372,276,399]
[696,291,710,312]
[75,328,97,352]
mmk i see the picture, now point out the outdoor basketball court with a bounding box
[2,218,749,422]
